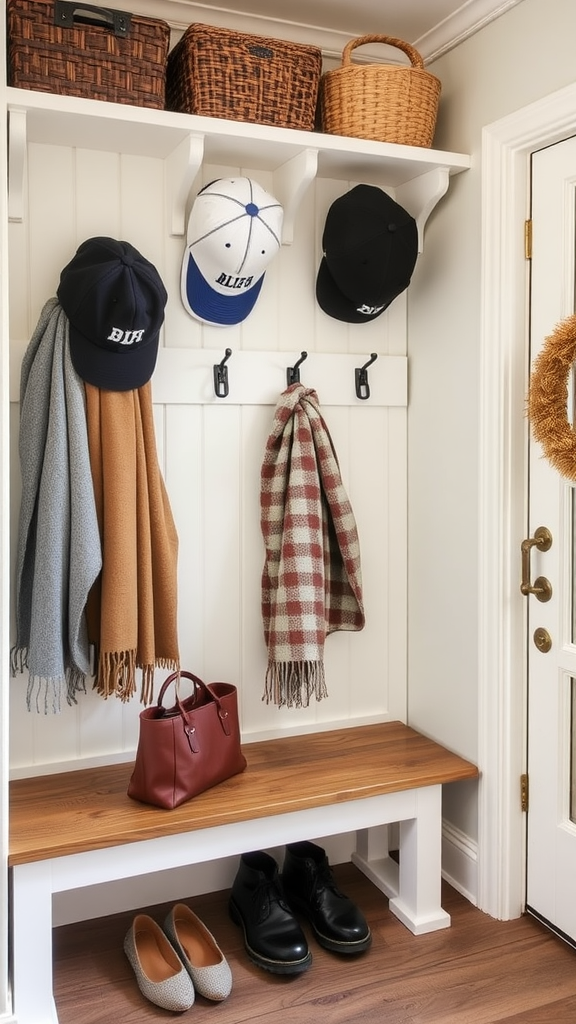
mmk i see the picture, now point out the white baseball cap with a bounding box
[181,177,284,327]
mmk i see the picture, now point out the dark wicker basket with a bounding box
[7,0,171,109]
[166,23,322,131]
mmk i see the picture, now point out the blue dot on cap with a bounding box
[245,203,259,216]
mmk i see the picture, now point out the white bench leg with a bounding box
[352,785,451,935]
[11,862,59,1024]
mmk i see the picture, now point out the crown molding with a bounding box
[127,0,525,65]
[416,0,526,63]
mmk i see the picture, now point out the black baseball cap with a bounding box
[57,236,168,391]
[316,185,419,324]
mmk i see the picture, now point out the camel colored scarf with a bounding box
[260,383,365,708]
[84,382,179,704]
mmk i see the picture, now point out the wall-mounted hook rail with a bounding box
[355,353,378,400]
[214,348,232,398]
[287,351,308,387]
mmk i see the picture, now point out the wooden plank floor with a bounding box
[53,864,576,1024]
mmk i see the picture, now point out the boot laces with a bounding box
[314,859,344,898]
[253,877,290,920]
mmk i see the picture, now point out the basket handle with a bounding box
[342,35,425,70]
[54,0,132,37]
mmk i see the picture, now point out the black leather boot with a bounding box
[229,851,312,974]
[281,841,372,954]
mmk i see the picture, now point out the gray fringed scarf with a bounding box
[11,298,102,712]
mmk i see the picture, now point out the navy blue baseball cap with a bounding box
[57,236,167,391]
[316,185,419,324]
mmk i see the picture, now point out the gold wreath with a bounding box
[529,313,576,481]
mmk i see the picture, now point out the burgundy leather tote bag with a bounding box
[128,670,247,809]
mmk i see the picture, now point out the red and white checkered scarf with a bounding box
[260,383,365,708]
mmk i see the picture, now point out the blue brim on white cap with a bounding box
[182,249,264,327]
[181,177,283,328]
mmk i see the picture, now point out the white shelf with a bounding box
[7,86,470,246]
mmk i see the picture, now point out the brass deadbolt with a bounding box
[533,627,552,653]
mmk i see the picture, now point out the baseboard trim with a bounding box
[441,820,478,906]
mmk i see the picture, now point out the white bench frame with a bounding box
[11,783,449,1024]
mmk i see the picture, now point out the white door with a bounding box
[526,135,576,941]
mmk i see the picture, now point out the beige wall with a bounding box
[407,0,576,838]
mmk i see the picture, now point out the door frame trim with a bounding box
[479,80,576,919]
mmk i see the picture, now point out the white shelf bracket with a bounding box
[166,132,205,237]
[273,147,318,245]
[394,166,451,252]
[8,108,27,223]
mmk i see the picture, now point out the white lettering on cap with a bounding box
[356,304,386,316]
[108,328,145,345]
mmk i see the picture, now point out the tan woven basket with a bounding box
[7,0,170,109]
[319,34,441,148]
[166,24,322,131]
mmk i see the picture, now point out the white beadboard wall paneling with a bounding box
[386,405,408,722]
[315,406,354,725]
[277,178,317,351]
[239,404,279,735]
[201,403,243,685]
[349,404,406,722]
[26,143,75,322]
[165,403,207,674]
[75,149,122,237]
[7,194,27,347]
[8,141,409,772]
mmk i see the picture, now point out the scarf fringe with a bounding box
[25,667,88,715]
[94,650,137,703]
[263,660,328,709]
[141,658,179,706]
[11,645,28,678]
[93,652,180,705]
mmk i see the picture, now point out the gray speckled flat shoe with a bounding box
[164,903,232,1001]
[124,913,195,1012]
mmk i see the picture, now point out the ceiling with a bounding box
[183,0,526,62]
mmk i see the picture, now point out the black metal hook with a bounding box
[287,351,308,387]
[213,348,232,398]
[355,353,378,400]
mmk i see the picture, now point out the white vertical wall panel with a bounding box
[202,405,243,680]
[8,143,408,774]
[26,144,76,320]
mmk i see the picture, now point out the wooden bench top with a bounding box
[9,721,478,867]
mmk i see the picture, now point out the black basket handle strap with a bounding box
[54,0,131,37]
[342,34,425,70]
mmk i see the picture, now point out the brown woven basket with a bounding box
[7,0,170,109]
[319,34,441,148]
[166,24,322,131]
